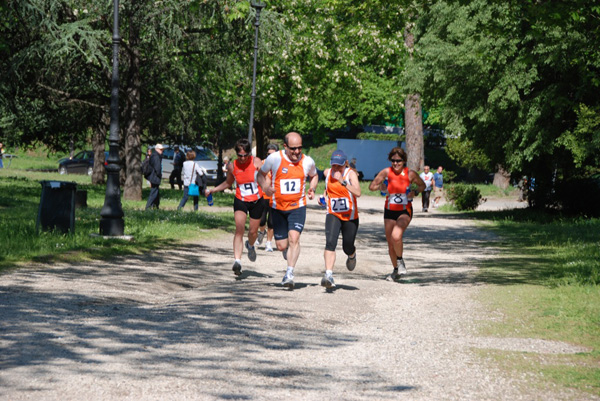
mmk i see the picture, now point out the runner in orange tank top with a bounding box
[258,132,319,289]
[206,138,264,276]
[320,149,361,289]
[369,147,425,281]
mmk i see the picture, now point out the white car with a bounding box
[158,146,219,184]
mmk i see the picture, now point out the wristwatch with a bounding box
[341,180,348,187]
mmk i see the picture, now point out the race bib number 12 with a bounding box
[280,178,301,194]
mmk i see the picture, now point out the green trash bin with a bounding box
[36,180,77,234]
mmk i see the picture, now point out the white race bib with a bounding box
[388,193,409,205]
[239,182,259,197]
[330,197,350,212]
[280,178,301,194]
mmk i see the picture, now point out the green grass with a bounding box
[303,142,338,171]
[0,170,236,270]
[467,209,600,396]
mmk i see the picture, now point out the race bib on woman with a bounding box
[330,197,350,212]
[388,193,408,205]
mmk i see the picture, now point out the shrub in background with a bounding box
[445,184,483,210]
[356,132,403,141]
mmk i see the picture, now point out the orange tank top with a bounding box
[384,167,412,211]
[272,151,307,210]
[233,156,262,202]
[325,168,358,221]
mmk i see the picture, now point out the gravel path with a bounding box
[0,195,593,400]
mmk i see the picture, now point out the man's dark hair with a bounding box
[235,138,251,154]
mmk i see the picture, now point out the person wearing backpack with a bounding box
[145,144,164,210]
[178,150,207,211]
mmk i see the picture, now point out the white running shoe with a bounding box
[321,272,336,288]
[281,271,294,288]
[246,240,257,262]
[256,230,266,245]
[397,258,407,276]
[265,241,273,252]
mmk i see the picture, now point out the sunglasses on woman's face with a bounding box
[237,153,249,158]
[390,159,403,164]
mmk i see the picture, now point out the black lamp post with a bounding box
[99,0,125,236]
[247,2,265,148]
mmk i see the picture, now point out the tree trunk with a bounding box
[255,112,273,159]
[92,112,108,185]
[122,20,142,201]
[405,93,424,171]
[493,164,511,190]
[404,24,425,172]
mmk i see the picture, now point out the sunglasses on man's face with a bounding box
[287,146,302,151]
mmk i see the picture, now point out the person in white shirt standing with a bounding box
[419,165,434,212]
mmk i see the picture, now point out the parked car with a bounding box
[58,151,108,176]
[158,145,219,185]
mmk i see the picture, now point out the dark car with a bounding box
[58,151,108,176]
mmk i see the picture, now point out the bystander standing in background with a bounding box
[432,166,444,208]
[420,165,434,212]
[145,144,164,210]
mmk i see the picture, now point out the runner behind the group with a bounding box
[256,143,279,252]
[369,147,425,280]
[257,132,318,289]
[205,138,264,276]
[320,150,361,289]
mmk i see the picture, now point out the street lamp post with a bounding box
[247,2,265,149]
[99,0,125,236]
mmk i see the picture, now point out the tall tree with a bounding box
[414,0,600,201]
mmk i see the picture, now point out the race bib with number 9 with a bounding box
[330,197,350,212]
[280,178,301,194]
[388,193,408,205]
[240,182,258,197]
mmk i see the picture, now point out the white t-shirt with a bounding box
[181,160,206,186]
[420,171,434,191]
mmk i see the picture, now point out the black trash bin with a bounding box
[36,181,77,234]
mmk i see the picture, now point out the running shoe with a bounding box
[397,258,407,276]
[257,230,266,245]
[265,241,273,252]
[346,254,357,271]
[321,272,336,288]
[232,261,242,276]
[282,247,288,260]
[246,240,257,262]
[388,268,399,281]
[281,271,294,288]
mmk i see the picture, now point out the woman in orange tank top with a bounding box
[206,139,264,276]
[369,147,425,281]
[320,150,361,289]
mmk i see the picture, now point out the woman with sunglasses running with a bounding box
[369,147,425,280]
[206,138,264,276]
